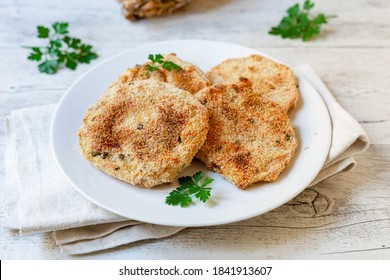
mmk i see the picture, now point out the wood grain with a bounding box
[1,0,389,259]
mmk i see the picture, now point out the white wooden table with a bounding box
[1,0,389,259]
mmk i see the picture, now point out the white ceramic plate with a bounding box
[51,40,331,227]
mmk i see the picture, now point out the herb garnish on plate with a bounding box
[166,172,213,207]
[146,54,182,73]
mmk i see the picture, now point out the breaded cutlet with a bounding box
[196,82,298,189]
[78,80,209,188]
[206,54,299,112]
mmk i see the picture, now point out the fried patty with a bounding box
[113,53,210,94]
[78,80,209,188]
[195,83,298,189]
[206,54,299,112]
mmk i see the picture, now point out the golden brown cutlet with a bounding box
[196,82,298,189]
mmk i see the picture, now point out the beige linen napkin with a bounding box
[295,64,370,185]
[2,64,369,255]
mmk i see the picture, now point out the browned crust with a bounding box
[78,80,209,188]
[195,83,298,189]
[112,53,211,94]
[206,54,299,112]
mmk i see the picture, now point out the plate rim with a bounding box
[51,39,331,227]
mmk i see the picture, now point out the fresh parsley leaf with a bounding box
[165,189,192,207]
[194,187,211,203]
[161,61,181,71]
[38,59,59,74]
[165,172,214,207]
[178,175,196,189]
[77,44,98,63]
[52,22,69,35]
[288,4,300,17]
[303,0,314,10]
[269,0,336,41]
[65,55,78,70]
[149,54,164,64]
[201,177,214,188]
[25,22,98,74]
[64,36,82,49]
[146,64,159,72]
[27,47,42,61]
[37,26,50,38]
[50,39,62,48]
[147,53,182,73]
[192,171,204,184]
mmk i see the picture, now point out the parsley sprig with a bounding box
[166,172,213,207]
[269,0,336,41]
[146,54,181,73]
[25,22,98,74]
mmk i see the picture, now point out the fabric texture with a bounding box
[2,64,369,255]
[295,64,369,185]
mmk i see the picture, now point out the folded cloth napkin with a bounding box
[2,64,369,255]
[295,64,370,185]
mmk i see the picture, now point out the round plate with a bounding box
[51,40,331,227]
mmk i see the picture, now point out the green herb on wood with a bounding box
[269,0,336,41]
[25,22,98,74]
[146,54,181,73]
[165,171,213,207]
